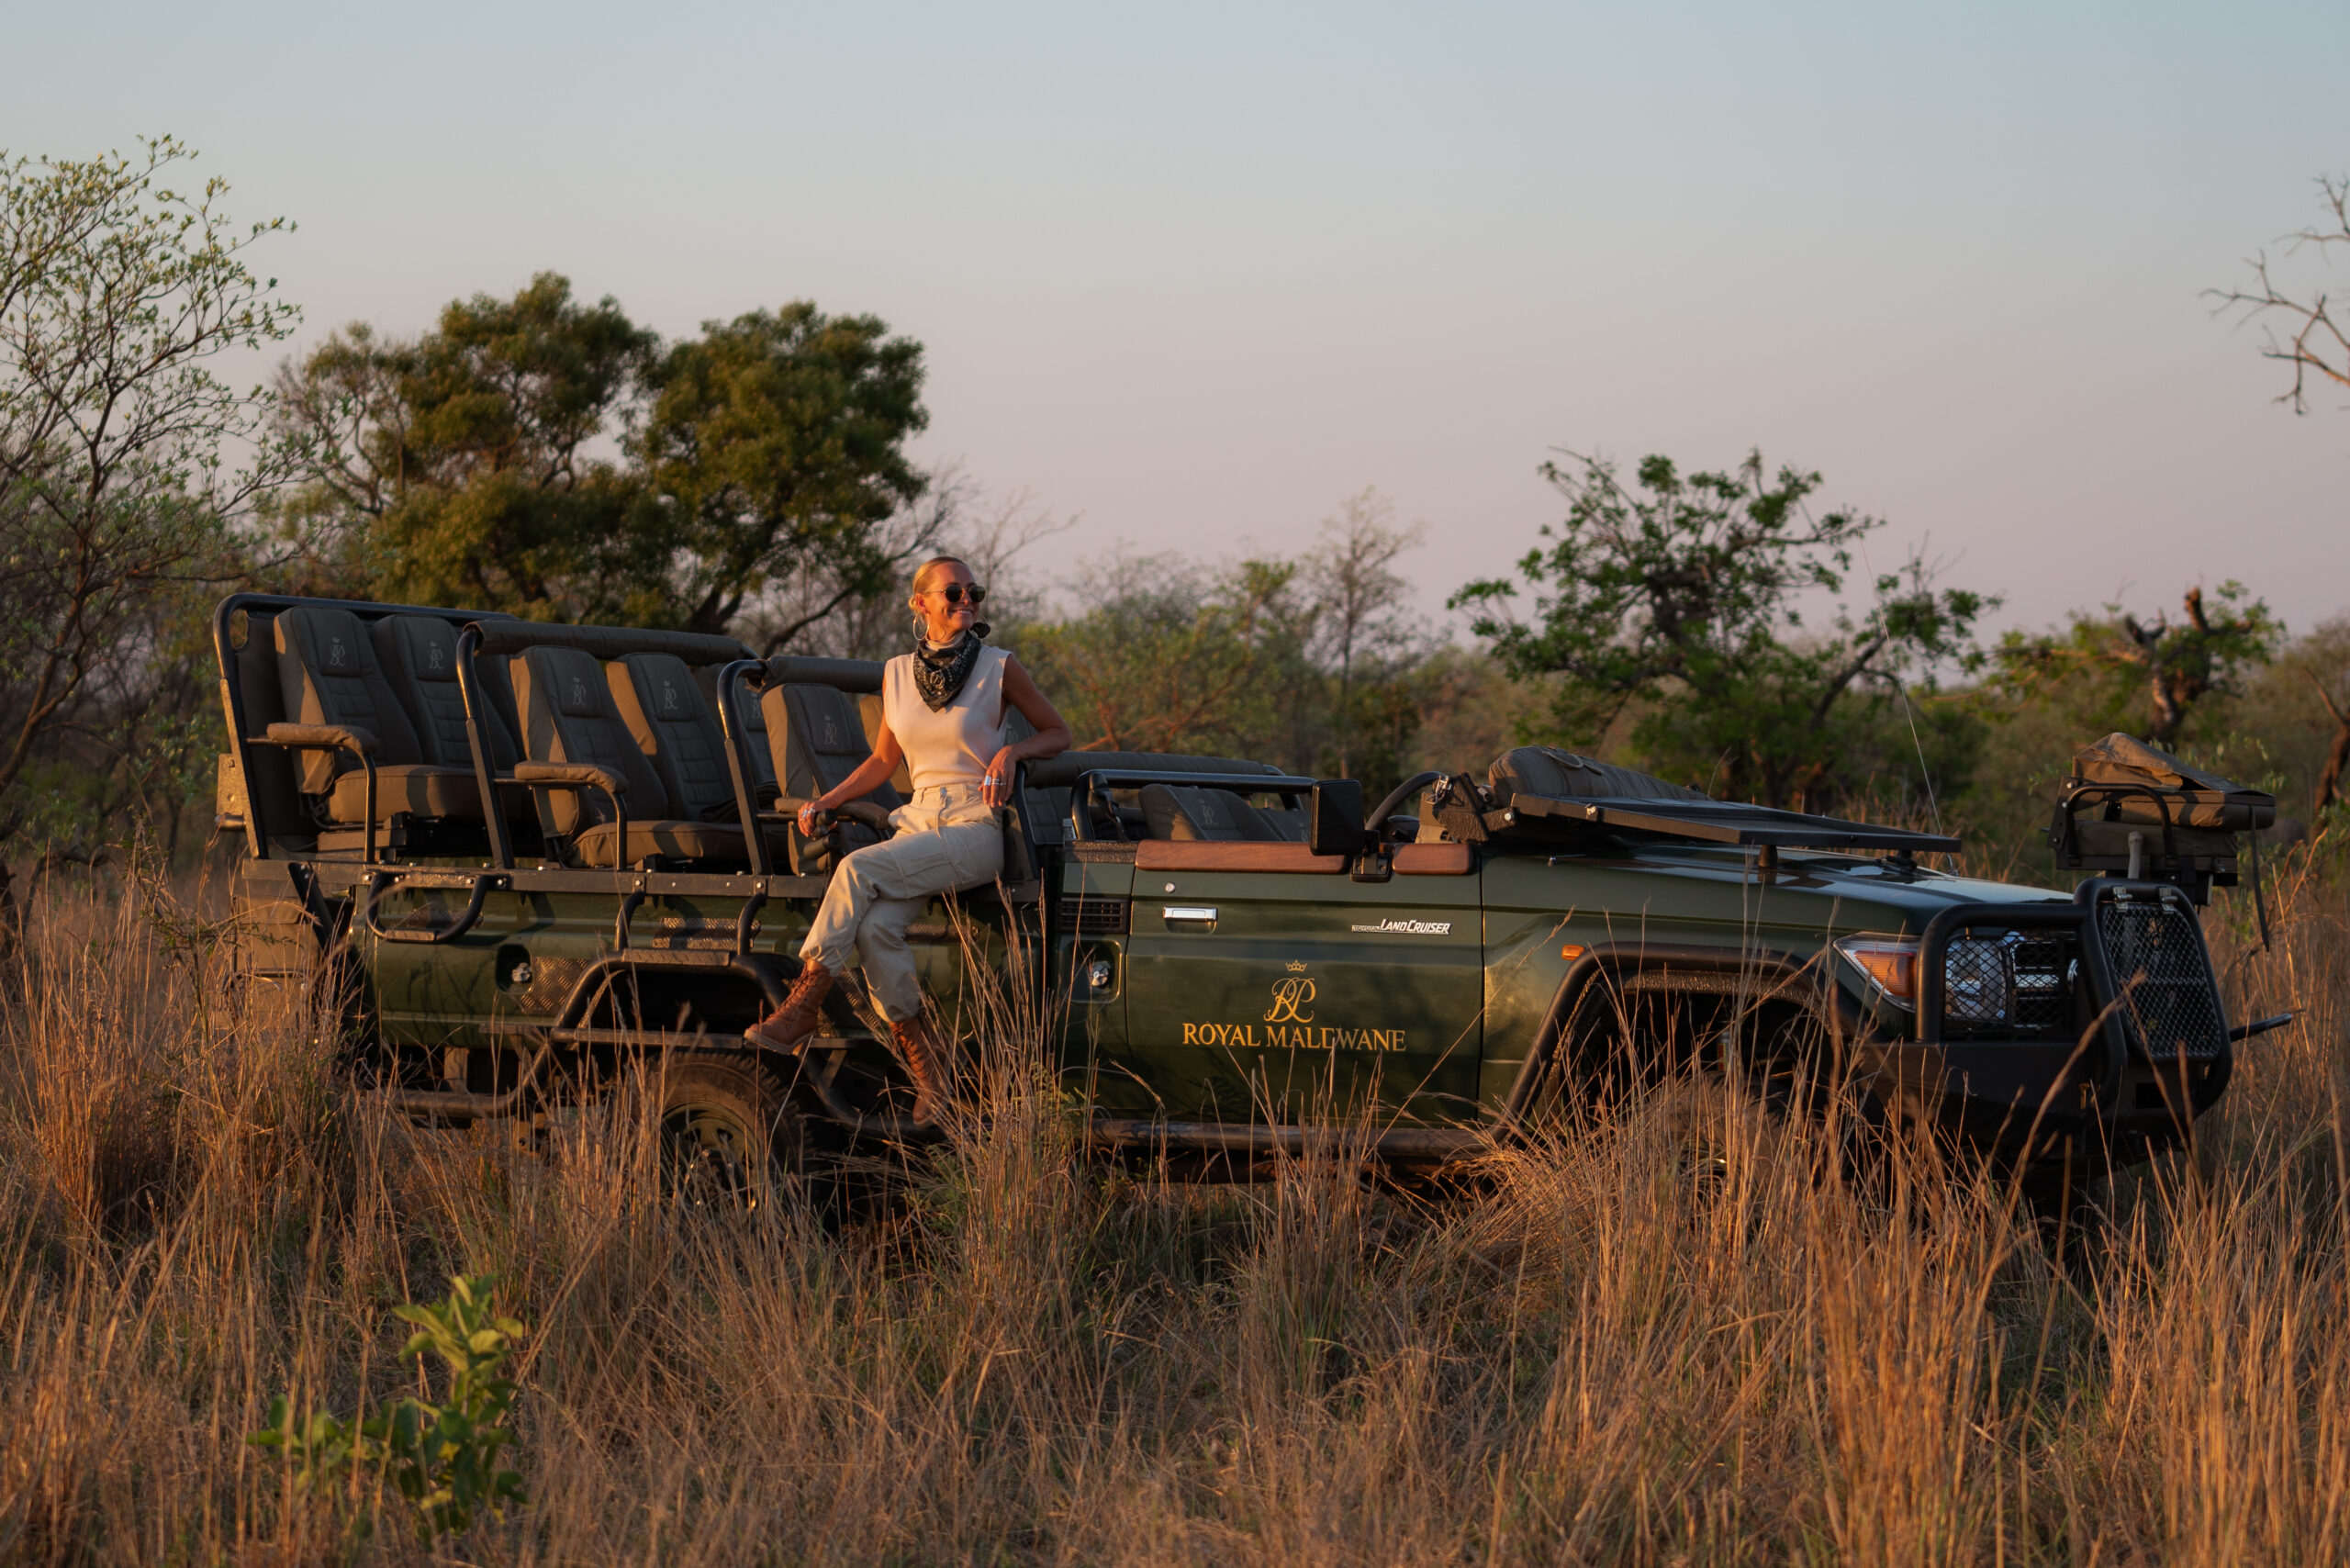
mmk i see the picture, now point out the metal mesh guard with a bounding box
[1058,897,1129,936]
[1941,930,2076,1040]
[2095,887,2226,1062]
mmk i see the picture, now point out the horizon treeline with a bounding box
[4,140,2346,888]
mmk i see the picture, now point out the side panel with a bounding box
[1054,857,1138,1110]
[1119,866,1483,1126]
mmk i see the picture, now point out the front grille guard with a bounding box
[2081,879,2230,1065]
[1915,879,2233,1115]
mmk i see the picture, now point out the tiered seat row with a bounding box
[224,596,1326,873]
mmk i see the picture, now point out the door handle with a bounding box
[1162,905,1218,925]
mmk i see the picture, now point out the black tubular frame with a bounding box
[362,868,508,945]
[453,623,512,868]
[1913,902,2121,1115]
[714,658,772,875]
[2050,780,2181,868]
[1369,770,1444,834]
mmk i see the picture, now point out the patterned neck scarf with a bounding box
[912,625,990,711]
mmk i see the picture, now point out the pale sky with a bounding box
[8,0,2345,638]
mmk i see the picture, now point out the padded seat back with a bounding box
[513,645,671,834]
[763,683,904,813]
[274,605,426,792]
[1140,784,1292,842]
[370,614,520,771]
[1023,750,1286,846]
[763,682,904,873]
[610,653,741,823]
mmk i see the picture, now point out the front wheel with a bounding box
[656,1056,806,1209]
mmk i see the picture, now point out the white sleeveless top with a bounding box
[883,644,1012,791]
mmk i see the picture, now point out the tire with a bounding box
[655,1056,807,1209]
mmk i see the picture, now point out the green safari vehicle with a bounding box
[214,592,2278,1191]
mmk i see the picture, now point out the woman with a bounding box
[744,555,1071,1126]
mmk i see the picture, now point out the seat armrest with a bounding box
[513,761,628,795]
[260,722,379,756]
[834,801,895,835]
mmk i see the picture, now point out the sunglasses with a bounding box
[928,583,988,607]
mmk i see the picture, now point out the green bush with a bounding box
[251,1273,528,1542]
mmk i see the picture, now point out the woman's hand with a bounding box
[797,797,831,836]
[980,747,1017,808]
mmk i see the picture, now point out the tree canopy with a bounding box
[274,279,927,632]
[636,304,928,636]
[1453,450,1991,810]
[0,136,297,852]
[1986,583,2280,746]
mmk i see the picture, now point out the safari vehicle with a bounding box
[214,592,2283,1193]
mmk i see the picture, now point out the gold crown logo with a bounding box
[1284,960,1309,972]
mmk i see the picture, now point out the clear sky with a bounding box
[7,0,2345,637]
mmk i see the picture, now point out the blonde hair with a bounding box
[911,555,972,595]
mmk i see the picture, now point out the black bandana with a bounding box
[912,626,990,711]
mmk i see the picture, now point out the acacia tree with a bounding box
[1453,450,1991,810]
[0,137,297,850]
[2210,176,2350,413]
[1305,490,1426,778]
[2209,180,2350,811]
[1989,583,2280,747]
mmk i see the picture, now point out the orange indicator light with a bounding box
[1561,944,1587,962]
[1835,937,1921,1005]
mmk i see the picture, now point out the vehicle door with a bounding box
[1117,843,1483,1126]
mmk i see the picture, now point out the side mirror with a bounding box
[1308,778,1367,857]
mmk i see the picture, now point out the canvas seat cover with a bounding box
[513,644,798,868]
[2067,734,2277,832]
[1489,746,1709,805]
[764,683,903,812]
[565,818,755,868]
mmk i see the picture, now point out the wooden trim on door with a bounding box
[1135,841,1348,873]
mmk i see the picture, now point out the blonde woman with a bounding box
[744,556,1070,1125]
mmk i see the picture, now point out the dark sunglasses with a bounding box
[930,583,987,607]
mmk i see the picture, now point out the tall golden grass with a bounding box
[0,840,2344,1565]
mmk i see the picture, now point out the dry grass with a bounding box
[0,845,2344,1566]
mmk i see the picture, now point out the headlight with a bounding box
[1836,935,1920,1010]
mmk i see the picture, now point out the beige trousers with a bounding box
[799,783,1004,1024]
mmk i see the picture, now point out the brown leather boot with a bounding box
[744,962,834,1051]
[889,1010,957,1127]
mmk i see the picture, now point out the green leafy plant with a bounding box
[251,1274,529,1541]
